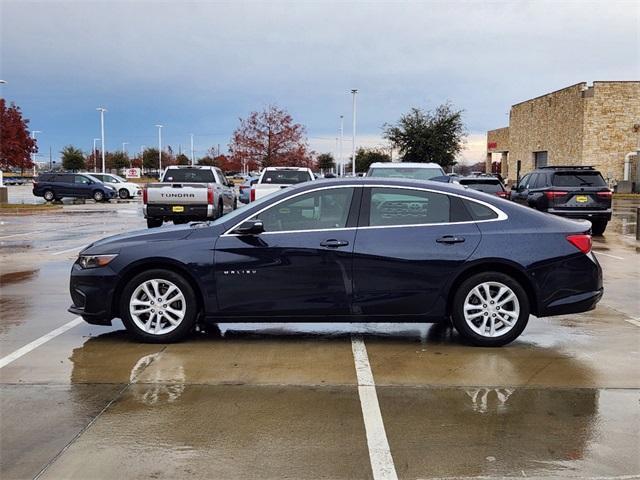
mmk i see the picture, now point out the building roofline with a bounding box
[511,82,587,108]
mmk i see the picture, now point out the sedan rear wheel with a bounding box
[451,272,529,347]
[120,269,197,343]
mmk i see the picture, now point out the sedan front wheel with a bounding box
[120,269,197,343]
[451,272,529,347]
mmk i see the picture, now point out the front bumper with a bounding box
[547,208,612,222]
[68,262,119,325]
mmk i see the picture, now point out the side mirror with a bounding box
[234,219,264,235]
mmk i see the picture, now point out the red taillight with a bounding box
[596,190,612,198]
[567,234,591,254]
[250,188,255,202]
[207,185,214,204]
[142,186,147,204]
[544,191,568,199]
[495,191,508,198]
[239,185,248,192]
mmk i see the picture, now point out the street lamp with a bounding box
[96,107,107,173]
[339,115,344,177]
[155,125,163,172]
[93,138,101,173]
[122,142,129,154]
[190,133,195,166]
[31,130,41,175]
[351,89,358,176]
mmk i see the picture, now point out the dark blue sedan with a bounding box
[68,178,602,346]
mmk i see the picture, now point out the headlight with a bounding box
[106,185,116,191]
[78,254,118,269]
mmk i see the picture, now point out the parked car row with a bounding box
[32,172,141,202]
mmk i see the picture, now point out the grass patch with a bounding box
[0,203,62,214]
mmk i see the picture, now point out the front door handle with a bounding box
[436,235,465,244]
[320,239,350,248]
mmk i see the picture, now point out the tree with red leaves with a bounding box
[0,99,37,173]
[229,105,313,170]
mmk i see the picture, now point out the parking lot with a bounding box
[1,184,639,480]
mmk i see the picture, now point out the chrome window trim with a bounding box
[221,183,508,237]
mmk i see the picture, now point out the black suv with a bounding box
[33,173,117,202]
[510,166,612,235]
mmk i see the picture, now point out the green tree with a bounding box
[383,103,466,168]
[60,145,85,171]
[106,151,130,170]
[353,148,391,173]
[142,148,159,170]
[316,153,335,171]
[176,153,190,165]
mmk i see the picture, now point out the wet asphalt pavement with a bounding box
[0,185,639,480]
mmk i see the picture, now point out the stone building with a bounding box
[486,81,640,186]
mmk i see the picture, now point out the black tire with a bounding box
[43,189,55,202]
[451,272,530,347]
[120,269,197,343]
[118,188,130,200]
[233,198,238,210]
[217,201,224,219]
[591,220,607,236]
[92,190,104,202]
[147,217,163,228]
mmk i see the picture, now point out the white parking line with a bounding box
[0,229,45,240]
[625,318,640,328]
[351,336,398,480]
[594,251,625,260]
[0,317,84,369]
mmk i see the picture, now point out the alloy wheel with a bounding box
[129,279,186,335]
[463,281,520,338]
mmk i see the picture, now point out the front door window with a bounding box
[253,188,354,232]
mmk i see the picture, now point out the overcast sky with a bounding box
[1,0,638,164]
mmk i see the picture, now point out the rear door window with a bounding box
[164,169,215,183]
[459,179,503,193]
[463,199,499,221]
[368,188,450,226]
[552,171,606,187]
[261,170,312,184]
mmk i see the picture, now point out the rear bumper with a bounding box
[547,208,612,222]
[538,288,604,316]
[144,203,214,219]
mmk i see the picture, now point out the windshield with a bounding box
[368,167,444,180]
[459,179,503,193]
[163,169,215,183]
[552,171,606,187]
[261,170,311,184]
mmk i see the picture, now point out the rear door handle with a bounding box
[320,239,350,248]
[436,235,465,244]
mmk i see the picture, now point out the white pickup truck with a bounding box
[250,167,315,202]
[143,166,237,228]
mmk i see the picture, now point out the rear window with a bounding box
[458,179,504,193]
[261,170,312,184]
[552,171,606,187]
[163,169,215,183]
[367,167,444,180]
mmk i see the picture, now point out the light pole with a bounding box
[155,125,163,173]
[190,133,195,166]
[93,138,101,172]
[351,89,357,176]
[339,115,344,177]
[96,107,107,173]
[31,130,41,175]
[122,142,129,154]
[140,145,146,173]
